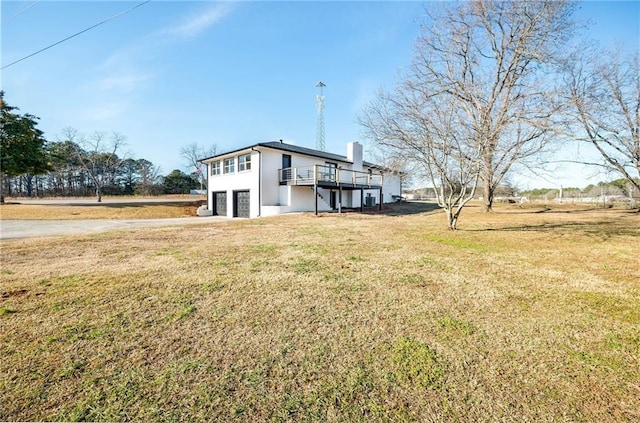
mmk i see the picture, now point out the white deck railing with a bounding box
[278,165,383,187]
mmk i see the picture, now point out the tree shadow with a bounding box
[483,220,640,239]
[364,201,442,216]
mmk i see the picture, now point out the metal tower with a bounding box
[315,81,326,151]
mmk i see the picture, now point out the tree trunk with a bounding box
[482,154,495,212]
[24,174,34,197]
[96,186,102,203]
[483,182,494,212]
[444,207,458,230]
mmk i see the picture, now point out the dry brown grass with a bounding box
[1,202,639,421]
[0,202,201,220]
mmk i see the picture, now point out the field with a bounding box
[0,197,204,220]
[1,202,639,421]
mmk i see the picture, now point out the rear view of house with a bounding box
[199,141,402,218]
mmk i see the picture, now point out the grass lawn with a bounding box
[0,199,203,220]
[1,202,639,421]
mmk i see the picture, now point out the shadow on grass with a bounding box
[485,220,640,238]
[366,201,441,216]
[493,204,640,215]
[321,201,441,217]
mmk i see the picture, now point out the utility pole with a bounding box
[315,81,326,151]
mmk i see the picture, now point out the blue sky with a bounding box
[1,1,639,189]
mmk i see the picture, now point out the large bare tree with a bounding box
[60,128,127,202]
[363,0,576,213]
[361,87,480,230]
[564,51,640,194]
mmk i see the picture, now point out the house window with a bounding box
[223,158,235,174]
[210,161,221,176]
[238,154,252,172]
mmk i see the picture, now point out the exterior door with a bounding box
[325,162,337,182]
[213,191,227,216]
[233,190,250,218]
[281,154,292,184]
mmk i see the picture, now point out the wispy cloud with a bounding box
[96,73,152,94]
[84,2,235,123]
[165,2,235,39]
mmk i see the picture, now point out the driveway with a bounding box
[0,216,229,240]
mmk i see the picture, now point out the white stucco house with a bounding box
[199,141,402,218]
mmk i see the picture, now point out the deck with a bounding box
[279,165,383,189]
[279,165,384,214]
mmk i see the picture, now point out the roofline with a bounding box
[199,142,269,163]
[199,141,352,164]
[199,140,401,173]
[254,142,352,164]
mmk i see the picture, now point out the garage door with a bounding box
[233,190,250,218]
[213,191,227,216]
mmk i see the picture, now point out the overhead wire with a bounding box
[1,0,151,70]
[2,0,42,24]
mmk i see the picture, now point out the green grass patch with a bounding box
[292,258,322,274]
[0,306,17,315]
[436,315,476,336]
[390,337,447,390]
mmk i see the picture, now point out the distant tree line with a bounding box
[1,92,201,202]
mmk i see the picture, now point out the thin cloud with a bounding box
[97,73,152,93]
[166,2,235,39]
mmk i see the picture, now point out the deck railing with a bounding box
[279,165,382,187]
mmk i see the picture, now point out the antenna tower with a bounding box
[315,81,326,151]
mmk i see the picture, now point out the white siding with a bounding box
[207,150,259,218]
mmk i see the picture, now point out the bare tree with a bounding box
[60,128,127,202]
[361,87,480,230]
[564,51,640,194]
[180,142,217,190]
[369,0,575,213]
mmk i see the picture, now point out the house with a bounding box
[199,141,402,218]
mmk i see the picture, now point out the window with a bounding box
[238,154,252,171]
[223,158,235,174]
[210,161,221,176]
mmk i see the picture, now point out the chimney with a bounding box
[347,141,363,171]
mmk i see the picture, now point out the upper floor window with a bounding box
[210,161,221,176]
[223,158,235,174]
[238,154,252,172]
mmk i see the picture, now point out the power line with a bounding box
[1,0,151,70]
[2,0,42,25]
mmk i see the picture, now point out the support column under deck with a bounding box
[314,185,318,215]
